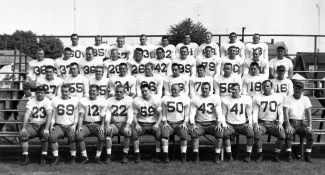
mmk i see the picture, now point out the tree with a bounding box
[168,18,208,46]
[39,35,64,59]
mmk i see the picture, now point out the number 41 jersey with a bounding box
[221,95,252,124]
[106,96,133,124]
[51,96,79,126]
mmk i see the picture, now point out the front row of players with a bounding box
[19,80,313,165]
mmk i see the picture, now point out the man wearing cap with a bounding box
[271,65,294,98]
[269,46,293,79]
[284,81,314,162]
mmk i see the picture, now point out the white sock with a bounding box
[162,146,168,153]
[286,148,292,152]
[306,149,312,153]
[225,146,231,153]
[193,149,199,152]
[180,146,187,153]
[81,150,87,157]
[246,146,252,153]
[96,151,102,157]
[257,148,262,153]
[41,152,47,155]
[275,148,281,153]
[123,148,129,153]
[53,150,58,157]
[23,152,28,155]
[106,149,111,155]
[215,149,221,153]
[71,151,76,156]
[156,148,161,153]
[134,149,140,153]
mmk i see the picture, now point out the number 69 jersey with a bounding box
[221,95,252,125]
[106,96,133,124]
[190,95,222,123]
[133,95,162,123]
[51,96,79,126]
[252,93,284,122]
[26,97,52,124]
[78,97,107,123]
[161,95,190,123]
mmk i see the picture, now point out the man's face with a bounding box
[277,48,285,58]
[134,50,143,62]
[180,48,188,58]
[63,50,71,59]
[95,37,101,45]
[197,67,204,77]
[119,65,128,76]
[252,35,260,44]
[89,87,98,100]
[276,68,285,79]
[294,86,304,97]
[223,65,232,76]
[201,84,210,97]
[250,65,259,76]
[117,38,124,47]
[61,87,70,99]
[228,48,237,57]
[205,33,212,43]
[36,90,45,101]
[184,35,191,44]
[252,51,261,61]
[204,48,212,58]
[171,84,180,97]
[95,67,103,79]
[262,82,272,94]
[115,87,125,100]
[36,50,44,60]
[145,65,153,76]
[162,38,169,46]
[156,49,165,59]
[229,34,236,43]
[140,36,147,45]
[111,50,118,60]
[71,36,79,46]
[86,49,94,61]
[70,65,79,77]
[231,85,240,98]
[172,66,180,77]
[45,68,54,80]
[141,87,150,99]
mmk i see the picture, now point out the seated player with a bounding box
[67,33,85,59]
[128,48,150,77]
[36,65,63,100]
[190,82,223,163]
[221,46,244,76]
[19,86,52,165]
[49,84,79,165]
[132,84,162,163]
[189,64,214,98]
[196,46,221,77]
[242,62,267,98]
[27,48,55,81]
[198,32,220,57]
[109,63,136,98]
[220,32,245,59]
[172,46,196,77]
[164,63,189,96]
[269,46,293,79]
[271,65,293,98]
[136,62,163,97]
[221,83,254,162]
[55,47,79,79]
[243,49,269,76]
[133,34,155,59]
[76,85,107,164]
[79,47,104,79]
[175,33,199,58]
[151,47,172,78]
[103,48,127,78]
[108,36,133,59]
[89,66,110,99]
[105,85,133,164]
[284,81,314,162]
[161,84,190,163]
[91,35,110,61]
[253,80,285,162]
[153,36,176,59]
[214,63,242,97]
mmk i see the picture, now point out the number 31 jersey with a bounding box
[221,95,252,124]
[51,96,79,125]
[106,96,133,124]
[161,95,190,123]
[79,97,107,123]
[133,95,162,123]
[26,97,52,124]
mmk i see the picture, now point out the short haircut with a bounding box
[205,46,213,50]
[117,36,125,40]
[253,33,260,38]
[115,85,125,90]
[227,46,237,51]
[71,33,78,38]
[89,84,99,91]
[86,46,94,53]
[110,48,118,53]
[180,46,188,51]
[277,65,286,70]
[135,48,144,54]
[64,47,72,52]
[140,83,151,90]
[119,62,128,68]
[156,47,164,53]
[224,62,232,67]
[36,48,44,52]
[45,65,55,71]
[231,83,240,89]
[36,86,46,92]
[250,62,260,68]
[95,35,102,40]
[171,63,180,68]
[145,62,154,69]
[70,62,79,68]
[140,34,146,38]
[161,36,169,40]
[197,64,206,70]
[262,80,273,87]
[229,32,237,36]
[184,33,191,37]
[201,82,211,89]
[61,83,70,90]
[95,66,104,70]
[204,31,212,36]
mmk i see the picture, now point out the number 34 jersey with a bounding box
[221,95,252,125]
[106,96,133,124]
[51,96,79,126]
[161,95,190,123]
[26,97,52,124]
[133,95,162,123]
[78,97,107,123]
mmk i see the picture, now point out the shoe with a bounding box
[244,153,251,163]
[40,155,47,165]
[154,153,160,163]
[20,155,30,166]
[286,152,293,162]
[305,152,313,163]
[227,152,233,162]
[122,153,128,164]
[273,153,281,162]
[52,156,60,165]
[163,153,169,163]
[256,153,263,163]
[80,156,89,164]
[105,154,111,164]
[193,152,199,163]
[134,153,141,163]
[95,157,102,164]
[69,156,76,164]
[180,153,186,163]
[214,153,220,164]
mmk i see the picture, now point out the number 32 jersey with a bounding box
[161,95,190,123]
[106,96,133,124]
[51,96,79,125]
[26,98,52,124]
[79,97,107,123]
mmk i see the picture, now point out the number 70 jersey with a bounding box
[252,93,283,122]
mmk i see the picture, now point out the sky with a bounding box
[0,0,324,54]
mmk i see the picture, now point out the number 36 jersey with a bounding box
[133,95,162,123]
[51,96,79,126]
[26,97,52,124]
[79,97,107,123]
[221,95,252,125]
[161,95,190,123]
[106,96,133,124]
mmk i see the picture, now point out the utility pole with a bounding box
[242,27,246,42]
[74,0,77,33]
[316,0,321,52]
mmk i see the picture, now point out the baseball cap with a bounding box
[276,65,286,71]
[294,81,304,88]
[277,45,286,50]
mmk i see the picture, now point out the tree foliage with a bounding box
[39,35,64,59]
[168,18,208,46]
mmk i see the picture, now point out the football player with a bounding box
[27,48,55,81]
[153,36,176,59]
[214,63,242,97]
[128,48,150,77]
[108,36,133,59]
[132,84,162,163]
[244,33,268,60]
[105,85,133,164]
[172,46,196,77]
[271,65,294,98]
[243,49,269,76]
[89,66,110,99]
[67,33,85,59]
[190,82,223,163]
[164,63,189,96]
[242,62,267,97]
[269,46,293,79]
[19,86,52,165]
[92,35,110,61]
[109,63,136,98]
[76,85,107,164]
[133,34,155,59]
[220,32,245,59]
[253,80,285,162]
[198,32,220,57]
[175,33,199,58]
[189,64,214,98]
[161,84,190,163]
[49,84,79,165]
[36,66,63,100]
[221,46,244,76]
[151,47,172,77]
[136,62,163,97]
[55,47,79,79]
[196,46,221,77]
[79,47,104,79]
[103,48,127,78]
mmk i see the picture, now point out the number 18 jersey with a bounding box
[161,95,190,123]
[79,97,107,123]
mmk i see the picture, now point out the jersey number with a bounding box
[261,101,277,112]
[167,101,183,113]
[140,106,155,117]
[230,103,244,115]
[57,104,74,116]
[111,105,127,117]
[198,103,214,114]
[88,105,100,116]
[31,107,46,118]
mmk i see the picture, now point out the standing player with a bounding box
[161,84,190,163]
[269,46,293,79]
[242,62,267,98]
[221,46,244,76]
[55,47,79,79]
[133,34,155,59]
[103,48,127,78]
[220,32,245,58]
[172,46,196,77]
[196,46,221,77]
[243,49,269,76]
[108,36,133,59]
[19,86,52,165]
[67,33,85,59]
[79,47,104,79]
[198,32,220,57]
[89,66,110,99]
[164,63,189,96]
[92,35,110,61]
[109,63,136,98]
[128,48,150,77]
[153,36,176,60]
[49,84,79,165]
[27,48,55,81]
[190,83,223,163]
[36,66,64,100]
[76,85,107,164]
[253,80,285,162]
[105,85,133,164]
[214,63,242,97]
[136,63,163,97]
[244,33,268,60]
[271,65,294,98]
[151,47,172,77]
[175,34,199,58]
[221,83,254,162]
[284,81,314,162]
[132,84,162,163]
[189,64,214,98]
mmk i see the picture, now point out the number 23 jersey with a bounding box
[26,97,52,124]
[51,96,79,125]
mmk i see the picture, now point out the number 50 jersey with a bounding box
[161,95,190,123]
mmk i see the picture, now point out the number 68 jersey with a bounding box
[161,95,190,123]
[106,96,133,124]
[26,97,52,124]
[51,96,79,126]
[78,97,107,123]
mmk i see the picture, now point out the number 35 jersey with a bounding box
[133,95,162,123]
[51,96,79,126]
[252,93,284,122]
[106,96,133,124]
[161,95,190,123]
[78,97,107,123]
[221,95,252,125]
[26,97,52,124]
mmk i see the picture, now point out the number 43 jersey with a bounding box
[26,97,52,124]
[78,97,107,123]
[106,96,133,124]
[51,96,79,126]
[190,95,222,123]
[161,95,190,123]
[221,95,252,125]
[133,95,162,123]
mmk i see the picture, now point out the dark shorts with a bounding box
[131,122,162,140]
[254,120,285,140]
[161,122,190,140]
[223,123,254,138]
[49,124,76,143]
[19,123,48,142]
[75,122,105,142]
[285,120,314,141]
[190,121,222,139]
[106,122,132,138]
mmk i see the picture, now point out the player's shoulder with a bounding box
[221,95,231,103]
[190,42,199,47]
[242,95,252,102]
[213,74,222,80]
[161,95,171,102]
[209,94,221,102]
[180,94,191,102]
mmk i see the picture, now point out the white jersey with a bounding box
[89,77,110,99]
[198,43,220,57]
[36,76,63,99]
[171,56,196,77]
[78,58,103,79]
[54,57,79,78]
[136,74,163,97]
[162,95,190,123]
[283,95,312,120]
[221,56,244,75]
[175,42,199,58]
[243,58,269,76]
[108,44,133,59]
[26,97,52,124]
[190,75,214,96]
[222,95,252,125]
[28,58,55,81]
[133,43,155,59]
[109,75,136,96]
[128,58,151,77]
[164,75,189,95]
[154,44,176,59]
[151,57,172,77]
[62,74,89,99]
[253,93,284,122]
[133,95,162,123]
[220,41,245,58]
[242,74,267,97]
[271,78,294,98]
[190,95,222,123]
[92,44,110,60]
[67,44,85,59]
[103,58,127,78]
[106,96,133,124]
[269,57,293,78]
[245,42,268,60]
[196,55,222,77]
[52,96,78,125]
[79,97,106,123]
[214,74,242,97]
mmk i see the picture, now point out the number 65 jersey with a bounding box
[51,96,79,126]
[26,97,52,124]
[106,96,133,124]
[79,97,107,123]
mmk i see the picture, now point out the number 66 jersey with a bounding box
[51,96,79,126]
